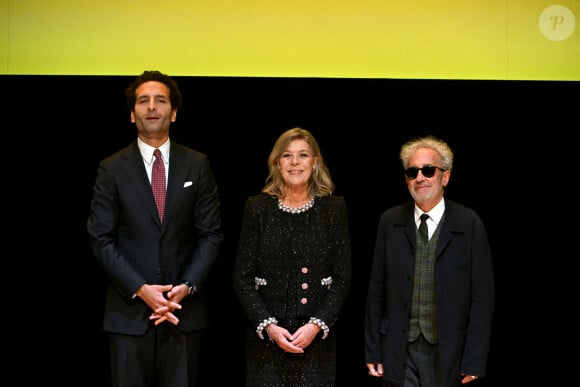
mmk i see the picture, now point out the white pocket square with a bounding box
[183,181,193,188]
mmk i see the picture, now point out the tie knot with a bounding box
[153,148,162,160]
[420,213,429,222]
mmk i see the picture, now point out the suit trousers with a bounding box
[383,334,444,387]
[108,323,203,387]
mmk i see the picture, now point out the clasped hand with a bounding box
[266,322,321,353]
[137,284,189,326]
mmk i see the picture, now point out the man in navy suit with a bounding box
[365,135,494,387]
[87,70,223,387]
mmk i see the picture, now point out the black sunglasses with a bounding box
[404,165,446,179]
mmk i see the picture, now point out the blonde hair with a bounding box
[262,127,335,198]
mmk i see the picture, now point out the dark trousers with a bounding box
[383,334,443,387]
[109,323,203,387]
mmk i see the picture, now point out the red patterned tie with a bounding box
[152,149,166,222]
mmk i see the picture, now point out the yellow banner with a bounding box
[1,0,578,80]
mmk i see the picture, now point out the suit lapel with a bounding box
[163,142,189,226]
[121,141,162,227]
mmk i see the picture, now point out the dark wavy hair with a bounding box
[125,70,182,112]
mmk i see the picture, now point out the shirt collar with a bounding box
[414,198,445,226]
[138,138,170,165]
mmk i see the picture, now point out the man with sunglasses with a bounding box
[364,135,494,387]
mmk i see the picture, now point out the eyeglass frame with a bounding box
[404,164,446,179]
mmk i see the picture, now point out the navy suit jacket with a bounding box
[88,140,223,335]
[364,199,494,385]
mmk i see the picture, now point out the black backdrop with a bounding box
[8,75,576,386]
